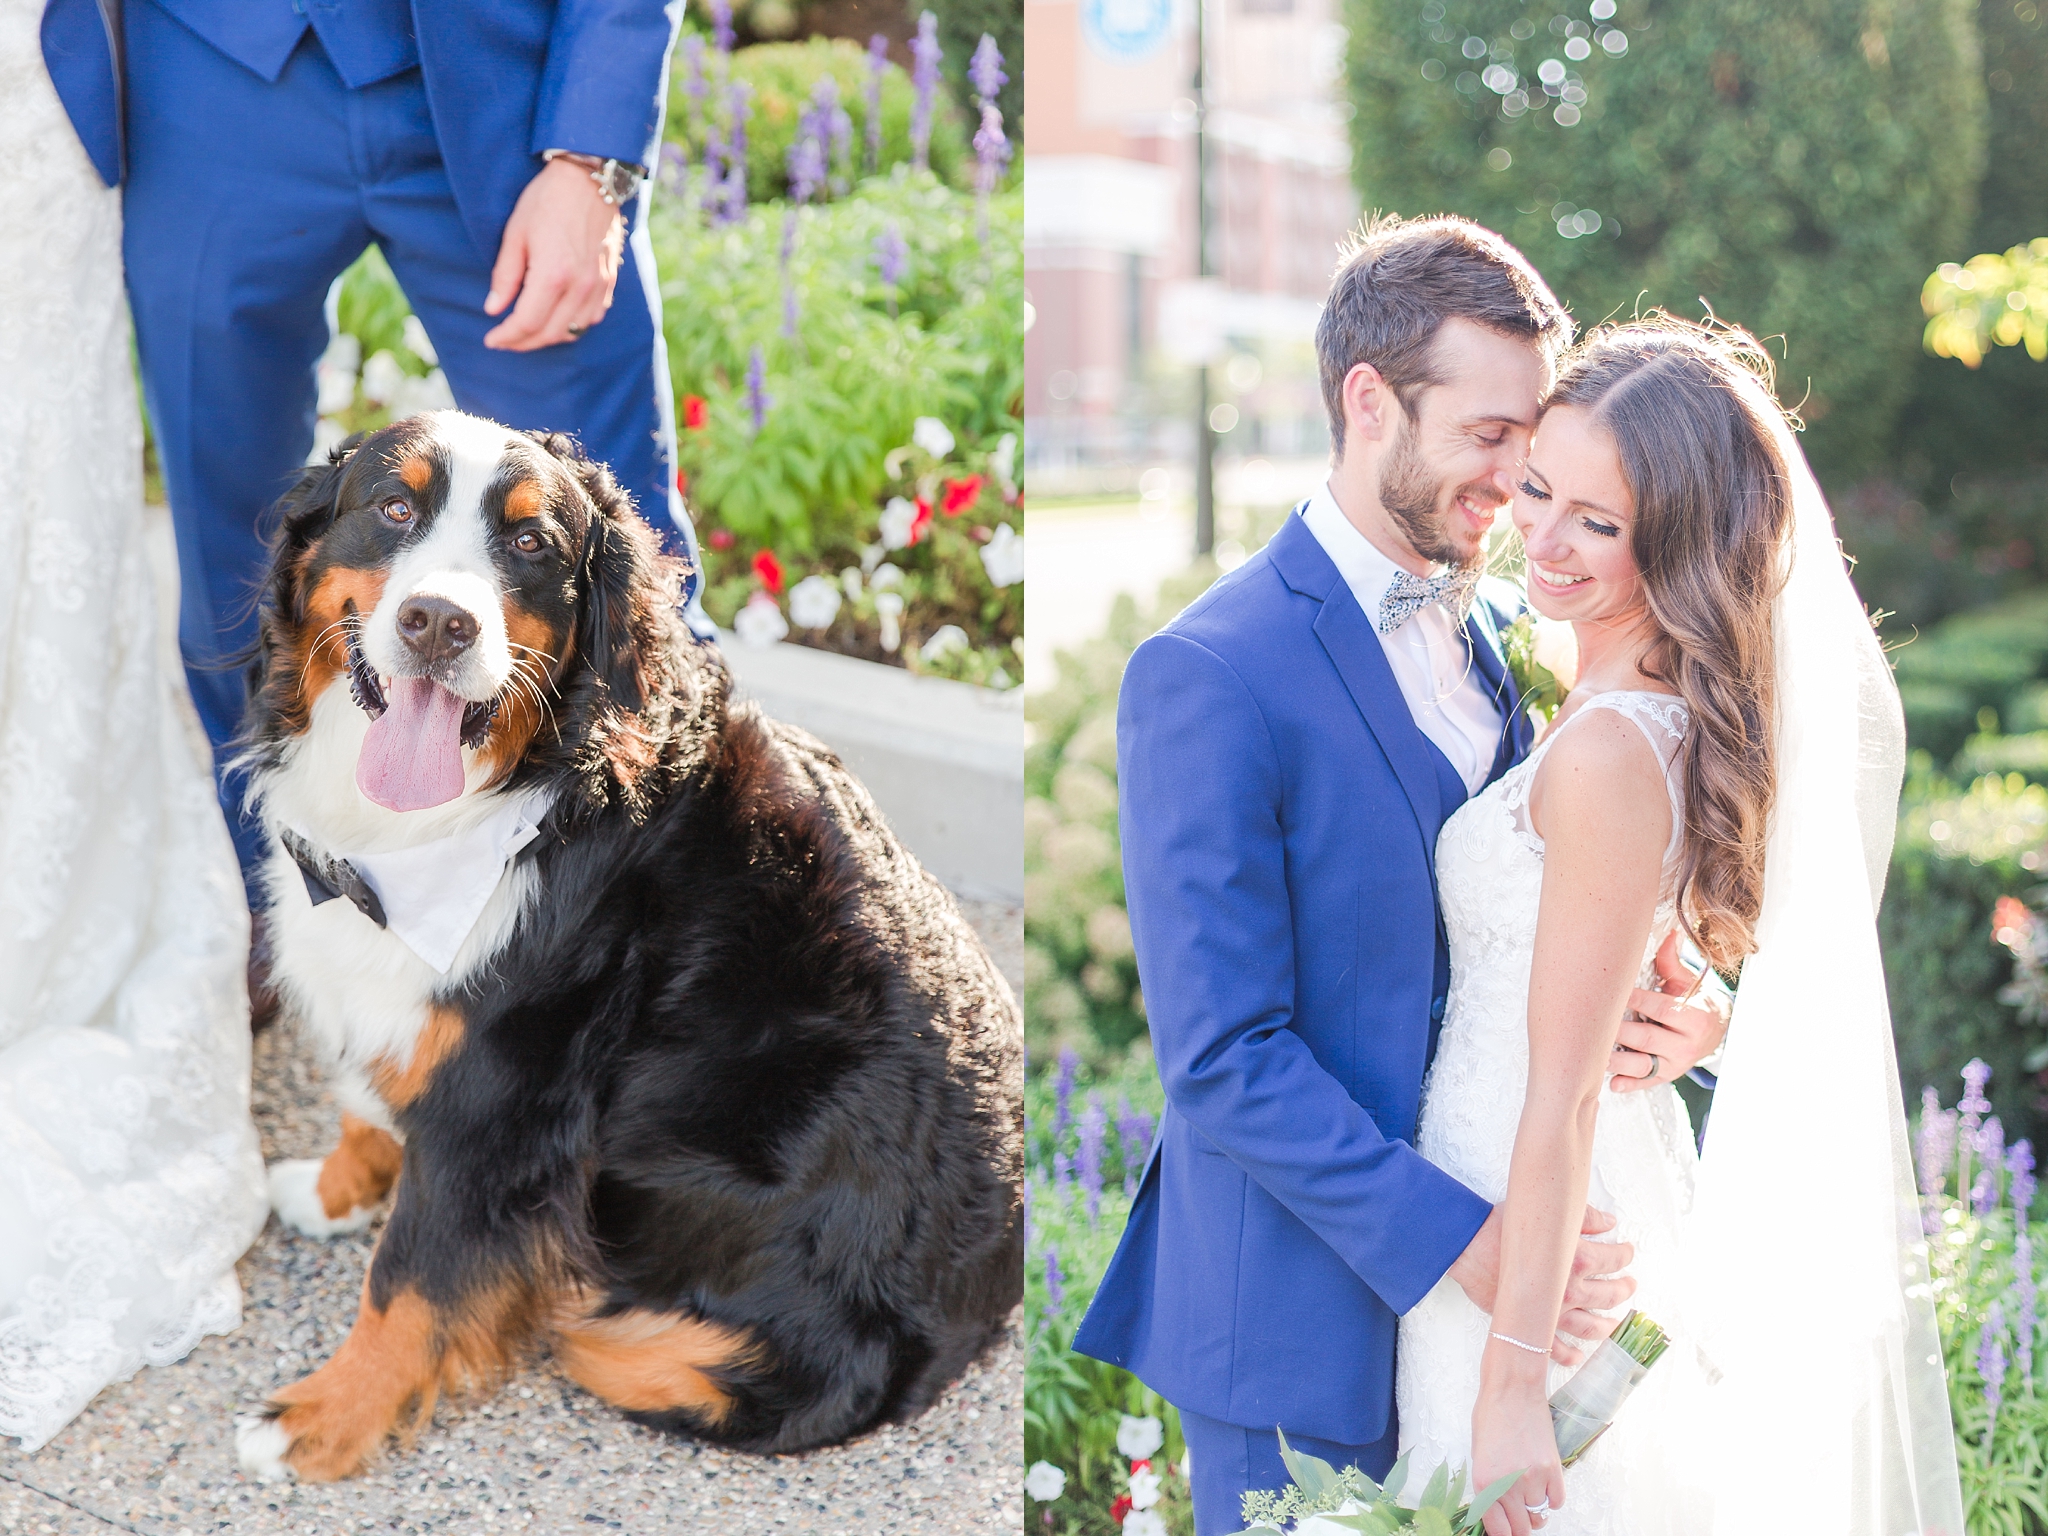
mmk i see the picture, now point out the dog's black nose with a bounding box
[396,594,478,665]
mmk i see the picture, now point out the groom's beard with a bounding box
[1378,422,1491,572]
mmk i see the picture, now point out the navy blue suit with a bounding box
[39,0,705,886]
[1073,510,1534,1531]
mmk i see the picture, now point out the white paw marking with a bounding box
[267,1158,378,1237]
[235,1415,295,1482]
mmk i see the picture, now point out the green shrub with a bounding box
[1887,763,2048,1152]
[1836,470,2048,632]
[1886,590,2048,755]
[1343,0,1986,481]
[666,38,971,205]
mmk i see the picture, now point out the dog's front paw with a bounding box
[268,1159,379,1237]
[235,1414,296,1483]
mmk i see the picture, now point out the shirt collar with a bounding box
[1299,481,1446,621]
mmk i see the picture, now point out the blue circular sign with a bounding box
[1083,0,1174,61]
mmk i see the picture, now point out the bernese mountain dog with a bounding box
[229,410,1021,1483]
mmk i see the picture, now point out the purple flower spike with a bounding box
[1045,1246,1065,1311]
[1054,1148,1073,1187]
[745,345,770,434]
[683,35,708,109]
[1116,1096,1154,1197]
[972,101,1010,244]
[659,141,689,196]
[1918,1089,1955,1197]
[970,34,1008,102]
[866,34,889,173]
[1079,1096,1107,1225]
[910,11,942,172]
[709,0,736,55]
[874,222,907,286]
[786,133,826,205]
[1962,1058,1994,1118]
[1980,1302,2007,1448]
[1054,1047,1078,1140]
[1023,1172,1036,1249]
[779,208,801,337]
[2010,1139,2037,1218]
[2013,1228,2038,1391]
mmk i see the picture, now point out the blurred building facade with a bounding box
[1023,0,1360,495]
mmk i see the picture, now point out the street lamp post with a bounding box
[1192,0,1215,557]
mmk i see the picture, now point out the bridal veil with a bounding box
[1683,383,1965,1533]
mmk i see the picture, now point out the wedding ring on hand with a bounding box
[567,322,587,337]
[1525,1500,1551,1515]
[1643,1053,1662,1081]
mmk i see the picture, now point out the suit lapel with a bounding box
[1270,515,1443,840]
[1464,597,1534,787]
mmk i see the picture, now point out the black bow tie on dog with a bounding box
[280,828,388,928]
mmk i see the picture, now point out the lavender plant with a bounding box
[865,34,889,174]
[707,0,735,56]
[967,35,1010,247]
[1919,1061,2048,1531]
[910,12,941,172]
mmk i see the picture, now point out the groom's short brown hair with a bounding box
[1317,213,1573,455]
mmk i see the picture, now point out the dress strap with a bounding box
[1538,691,1689,862]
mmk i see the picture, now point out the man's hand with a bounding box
[1609,930,1730,1093]
[1445,1205,1635,1364]
[483,157,626,352]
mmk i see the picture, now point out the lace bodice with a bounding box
[1397,691,1713,1535]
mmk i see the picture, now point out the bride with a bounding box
[0,0,266,1446]
[1395,318,1963,1535]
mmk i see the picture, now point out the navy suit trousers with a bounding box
[1179,1405,1399,1536]
[121,6,703,889]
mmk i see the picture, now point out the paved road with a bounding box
[0,900,1023,1536]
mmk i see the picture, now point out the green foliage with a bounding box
[1923,240,2048,367]
[1886,763,2048,1153]
[1919,1070,2048,1535]
[1887,591,2048,757]
[665,38,971,205]
[653,173,1018,553]
[1836,471,2048,633]
[1344,0,1986,479]
[926,0,1023,141]
[1227,1434,1518,1535]
[1026,1056,1192,1536]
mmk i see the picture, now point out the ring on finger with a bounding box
[567,322,587,337]
[1525,1498,1551,1515]
[1641,1052,1661,1081]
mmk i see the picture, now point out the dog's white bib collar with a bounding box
[287,789,553,974]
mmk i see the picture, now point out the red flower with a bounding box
[1995,895,2032,948]
[683,395,709,430]
[1109,1495,1132,1525]
[708,528,735,551]
[909,498,933,545]
[1129,1459,1152,1476]
[675,468,689,496]
[752,549,784,593]
[941,475,984,515]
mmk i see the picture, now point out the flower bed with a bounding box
[1025,1050,1194,1535]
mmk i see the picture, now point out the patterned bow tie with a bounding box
[1376,566,1481,635]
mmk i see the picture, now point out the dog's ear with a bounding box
[264,446,355,624]
[528,431,650,714]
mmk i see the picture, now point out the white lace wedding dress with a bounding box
[1397,692,1714,1536]
[0,0,267,1449]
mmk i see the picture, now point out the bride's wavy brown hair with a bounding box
[1545,316,1795,968]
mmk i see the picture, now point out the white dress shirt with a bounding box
[1300,483,1503,795]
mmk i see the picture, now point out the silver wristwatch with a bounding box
[541,149,646,206]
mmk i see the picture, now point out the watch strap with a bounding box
[541,149,645,206]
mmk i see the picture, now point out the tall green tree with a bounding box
[1346,0,1986,480]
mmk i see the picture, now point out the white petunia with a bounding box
[874,591,904,653]
[869,562,904,590]
[919,624,968,663]
[1123,1512,1168,1536]
[912,416,955,459]
[359,349,407,407]
[1128,1467,1163,1510]
[1023,1461,1067,1502]
[315,333,361,415]
[1116,1413,1164,1460]
[878,496,919,551]
[840,565,865,601]
[788,574,843,630]
[733,591,789,647]
[980,523,1024,588]
[401,313,439,367]
[308,418,350,466]
[990,431,1017,489]
[390,368,457,416]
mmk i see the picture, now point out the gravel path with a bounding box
[0,900,1023,1536]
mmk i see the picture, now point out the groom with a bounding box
[39,0,707,903]
[1074,215,1728,1535]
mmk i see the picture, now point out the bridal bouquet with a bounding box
[1500,612,1576,726]
[1227,1311,1671,1534]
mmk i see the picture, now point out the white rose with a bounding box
[788,574,843,630]
[1116,1413,1164,1460]
[1023,1460,1067,1502]
[919,624,968,663]
[1123,1512,1168,1536]
[980,523,1024,588]
[878,497,919,551]
[912,416,955,459]
[1127,1468,1163,1510]
[733,591,789,647]
[1531,614,1580,689]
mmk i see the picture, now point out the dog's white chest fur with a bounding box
[256,686,538,1129]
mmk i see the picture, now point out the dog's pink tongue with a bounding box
[357,677,468,811]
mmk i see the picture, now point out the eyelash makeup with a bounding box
[1520,479,1620,538]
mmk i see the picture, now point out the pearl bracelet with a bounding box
[1489,1329,1551,1356]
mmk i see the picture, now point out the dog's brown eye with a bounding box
[381,498,413,524]
[513,529,543,553]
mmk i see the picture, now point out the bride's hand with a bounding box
[1471,1377,1565,1536]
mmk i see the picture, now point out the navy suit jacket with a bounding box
[40,0,677,259]
[1073,511,1535,1445]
